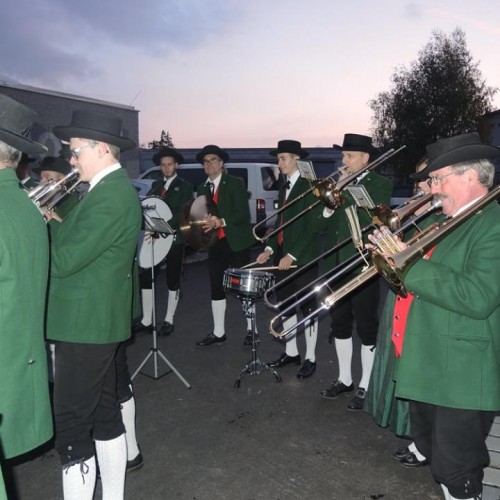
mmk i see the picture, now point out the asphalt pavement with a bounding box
[5,253,442,500]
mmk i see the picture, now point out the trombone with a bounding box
[252,146,406,242]
[268,197,442,339]
[263,190,434,311]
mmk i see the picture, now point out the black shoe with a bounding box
[399,452,428,468]
[243,330,258,347]
[132,322,153,334]
[320,379,355,399]
[127,452,144,472]
[297,360,316,379]
[196,332,227,347]
[347,387,366,411]
[392,446,411,460]
[97,452,144,479]
[268,352,301,368]
[159,321,174,336]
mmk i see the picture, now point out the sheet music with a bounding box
[144,214,175,235]
[296,160,317,182]
[345,185,376,210]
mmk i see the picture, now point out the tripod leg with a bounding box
[157,350,191,389]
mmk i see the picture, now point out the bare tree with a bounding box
[148,130,175,149]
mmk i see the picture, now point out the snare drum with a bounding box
[223,268,275,298]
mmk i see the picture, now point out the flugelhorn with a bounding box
[263,190,434,311]
[28,168,81,212]
[268,198,442,339]
[252,146,406,242]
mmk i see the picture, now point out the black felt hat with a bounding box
[33,156,72,176]
[196,145,229,163]
[152,147,184,165]
[333,133,377,155]
[411,133,500,179]
[0,94,47,155]
[53,109,135,151]
[269,140,309,159]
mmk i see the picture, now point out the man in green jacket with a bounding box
[47,110,142,500]
[319,134,393,410]
[0,95,52,485]
[257,140,321,379]
[384,133,500,500]
[134,147,194,336]
[195,145,255,347]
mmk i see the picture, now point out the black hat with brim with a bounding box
[0,94,47,155]
[196,145,229,163]
[333,133,377,156]
[411,132,500,179]
[152,147,184,165]
[33,156,72,176]
[269,139,309,159]
[53,109,135,151]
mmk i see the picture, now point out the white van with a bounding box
[137,163,282,232]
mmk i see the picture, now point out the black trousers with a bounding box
[410,400,494,498]
[115,341,133,404]
[53,341,123,465]
[140,243,184,291]
[328,275,380,345]
[208,238,251,300]
[273,246,318,317]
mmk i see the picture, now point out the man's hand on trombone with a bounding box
[367,225,408,263]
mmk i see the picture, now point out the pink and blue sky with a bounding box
[2,0,499,148]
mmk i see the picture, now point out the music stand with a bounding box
[234,293,282,388]
[132,214,191,388]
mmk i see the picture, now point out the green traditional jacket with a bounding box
[312,171,393,271]
[396,200,500,410]
[197,173,255,252]
[266,177,321,266]
[0,168,52,458]
[148,175,194,245]
[46,168,142,344]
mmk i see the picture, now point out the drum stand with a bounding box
[234,294,282,388]
[132,229,191,389]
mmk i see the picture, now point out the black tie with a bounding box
[209,182,215,197]
[285,180,291,190]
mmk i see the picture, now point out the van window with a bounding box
[177,168,207,189]
[261,165,281,191]
[225,168,248,189]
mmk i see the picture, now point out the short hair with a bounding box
[451,159,495,188]
[0,140,22,168]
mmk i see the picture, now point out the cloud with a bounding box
[0,0,242,86]
[404,2,424,19]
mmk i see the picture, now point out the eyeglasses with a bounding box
[70,143,96,159]
[203,157,221,166]
[426,172,456,187]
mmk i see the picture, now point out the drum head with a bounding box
[138,196,174,268]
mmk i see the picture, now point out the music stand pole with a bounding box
[132,230,191,389]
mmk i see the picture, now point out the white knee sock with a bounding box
[335,338,353,386]
[408,441,426,462]
[440,484,451,500]
[164,289,179,324]
[140,289,153,326]
[95,434,127,500]
[284,315,299,357]
[359,344,376,389]
[62,456,96,500]
[121,390,140,461]
[211,299,226,337]
[304,319,318,362]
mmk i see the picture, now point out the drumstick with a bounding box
[242,264,297,271]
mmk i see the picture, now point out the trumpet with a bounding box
[263,190,434,311]
[28,168,82,212]
[268,198,442,339]
[252,146,406,242]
